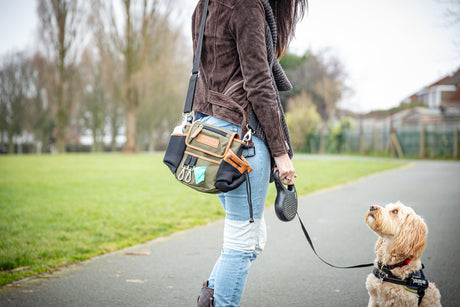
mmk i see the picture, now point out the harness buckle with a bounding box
[374,268,387,284]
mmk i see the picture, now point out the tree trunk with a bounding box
[92,130,97,152]
[111,130,117,152]
[57,107,67,153]
[8,134,14,154]
[148,130,156,152]
[319,122,327,154]
[124,107,137,153]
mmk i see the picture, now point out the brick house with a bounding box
[402,67,460,110]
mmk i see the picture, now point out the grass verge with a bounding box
[0,153,404,286]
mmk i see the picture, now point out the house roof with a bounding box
[401,67,460,104]
[441,68,460,87]
[428,76,451,87]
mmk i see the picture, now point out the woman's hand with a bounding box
[273,154,296,185]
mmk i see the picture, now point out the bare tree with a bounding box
[444,0,460,50]
[136,33,189,151]
[0,52,33,153]
[89,25,125,152]
[91,0,186,153]
[37,0,83,153]
[282,50,348,122]
[78,50,107,152]
[281,50,348,153]
[28,53,56,153]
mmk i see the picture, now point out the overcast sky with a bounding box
[1,0,459,113]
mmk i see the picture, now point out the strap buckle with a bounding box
[374,268,387,284]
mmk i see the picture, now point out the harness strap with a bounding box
[373,267,429,306]
[297,215,374,269]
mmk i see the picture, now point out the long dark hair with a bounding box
[269,0,308,57]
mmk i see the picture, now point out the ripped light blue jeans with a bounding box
[198,115,271,307]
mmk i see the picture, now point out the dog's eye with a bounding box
[392,209,398,214]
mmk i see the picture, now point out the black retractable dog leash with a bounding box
[274,171,374,269]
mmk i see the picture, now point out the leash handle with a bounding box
[297,214,374,269]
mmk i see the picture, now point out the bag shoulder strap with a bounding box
[184,0,210,114]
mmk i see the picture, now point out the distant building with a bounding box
[402,68,460,110]
[342,67,460,132]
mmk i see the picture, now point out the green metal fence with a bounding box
[301,128,459,159]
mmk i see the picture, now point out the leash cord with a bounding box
[297,213,374,269]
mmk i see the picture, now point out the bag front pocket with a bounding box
[163,133,187,174]
[186,121,238,158]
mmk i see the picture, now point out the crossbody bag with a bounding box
[163,0,256,222]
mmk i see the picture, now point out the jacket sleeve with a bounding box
[229,0,288,157]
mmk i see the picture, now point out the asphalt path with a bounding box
[1,159,459,306]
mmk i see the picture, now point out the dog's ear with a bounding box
[394,213,427,259]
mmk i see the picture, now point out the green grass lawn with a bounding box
[0,153,404,286]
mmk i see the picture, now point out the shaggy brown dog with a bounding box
[365,202,441,307]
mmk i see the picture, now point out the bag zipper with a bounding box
[223,80,244,95]
[203,125,227,137]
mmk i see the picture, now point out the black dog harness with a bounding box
[373,259,429,305]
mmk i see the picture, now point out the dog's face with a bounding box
[366,201,427,259]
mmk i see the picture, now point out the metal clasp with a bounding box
[183,113,193,124]
[377,270,386,283]
[184,166,193,183]
[242,125,254,144]
[178,166,186,181]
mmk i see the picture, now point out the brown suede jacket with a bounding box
[192,0,288,157]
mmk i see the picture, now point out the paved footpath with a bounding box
[1,159,459,306]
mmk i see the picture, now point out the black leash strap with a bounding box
[297,214,374,269]
[184,0,210,114]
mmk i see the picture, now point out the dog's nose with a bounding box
[370,205,378,212]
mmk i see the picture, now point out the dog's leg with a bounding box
[366,274,379,307]
[367,296,378,307]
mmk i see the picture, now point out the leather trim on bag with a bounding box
[184,150,221,165]
[196,134,220,148]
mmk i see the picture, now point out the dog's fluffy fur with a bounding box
[365,201,441,307]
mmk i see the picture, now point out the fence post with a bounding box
[374,127,379,153]
[419,125,425,159]
[360,121,365,155]
[454,125,458,160]
[390,130,404,158]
